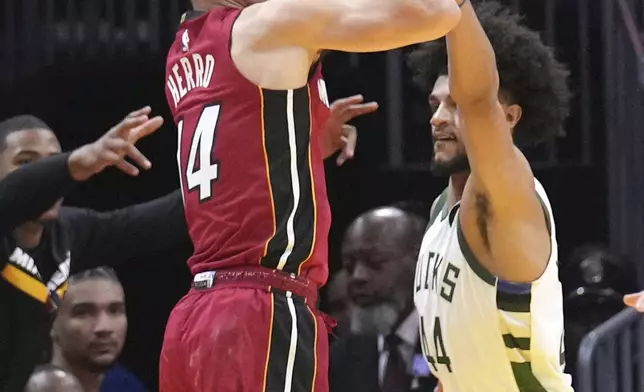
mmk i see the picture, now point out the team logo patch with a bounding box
[182,30,190,52]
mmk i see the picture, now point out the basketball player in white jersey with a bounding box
[407,1,573,390]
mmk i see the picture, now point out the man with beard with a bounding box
[408,1,573,390]
[49,267,148,392]
[330,206,437,392]
[326,268,351,337]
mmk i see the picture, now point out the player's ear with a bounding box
[504,104,522,130]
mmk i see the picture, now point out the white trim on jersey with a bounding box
[176,120,186,205]
[277,89,300,271]
[283,291,299,392]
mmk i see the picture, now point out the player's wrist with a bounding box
[68,145,98,182]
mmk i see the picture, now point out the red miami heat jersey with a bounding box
[164,8,331,285]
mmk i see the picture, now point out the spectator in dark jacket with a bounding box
[0,109,190,391]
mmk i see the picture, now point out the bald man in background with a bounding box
[24,366,83,392]
[331,206,437,392]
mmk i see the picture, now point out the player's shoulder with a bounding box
[428,188,449,227]
[171,8,241,51]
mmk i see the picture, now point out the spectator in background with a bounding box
[50,267,148,392]
[327,269,351,337]
[560,244,639,382]
[330,206,437,392]
[24,365,84,392]
[0,109,189,390]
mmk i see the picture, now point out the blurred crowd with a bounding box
[16,203,635,392]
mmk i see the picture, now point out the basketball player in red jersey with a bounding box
[161,0,462,391]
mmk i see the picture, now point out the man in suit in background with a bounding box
[330,205,437,392]
[327,268,351,338]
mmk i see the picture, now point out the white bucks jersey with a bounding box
[414,180,573,392]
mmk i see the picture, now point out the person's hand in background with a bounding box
[320,95,378,166]
[68,106,164,181]
[624,291,644,312]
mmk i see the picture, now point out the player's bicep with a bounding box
[234,0,461,53]
[459,102,550,282]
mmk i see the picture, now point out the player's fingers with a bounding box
[125,143,152,170]
[103,137,130,155]
[127,106,152,119]
[343,125,358,157]
[330,94,364,112]
[129,116,164,142]
[111,115,149,136]
[336,127,357,166]
[345,102,379,121]
[624,293,642,307]
[115,159,141,176]
[97,150,122,171]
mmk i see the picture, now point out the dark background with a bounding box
[1,0,641,390]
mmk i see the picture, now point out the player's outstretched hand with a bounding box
[68,106,164,181]
[321,94,378,166]
[624,291,644,312]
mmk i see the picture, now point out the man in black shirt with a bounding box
[0,107,190,391]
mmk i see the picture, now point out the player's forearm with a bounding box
[446,0,499,105]
[259,0,461,53]
[0,153,76,234]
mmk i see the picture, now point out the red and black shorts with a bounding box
[160,266,330,392]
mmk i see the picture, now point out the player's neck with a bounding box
[14,222,44,250]
[448,171,469,204]
[51,350,105,392]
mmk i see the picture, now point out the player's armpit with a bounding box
[458,100,550,284]
[233,0,461,53]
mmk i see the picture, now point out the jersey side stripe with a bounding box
[497,290,531,312]
[296,85,317,275]
[503,334,530,350]
[259,87,315,273]
[510,362,547,391]
[258,87,279,264]
[275,89,302,270]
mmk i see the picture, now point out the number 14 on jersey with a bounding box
[177,104,222,202]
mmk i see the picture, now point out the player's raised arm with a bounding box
[447,0,551,283]
[235,0,462,53]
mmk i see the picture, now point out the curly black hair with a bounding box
[407,0,571,146]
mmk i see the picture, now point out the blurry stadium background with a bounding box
[1,0,643,390]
